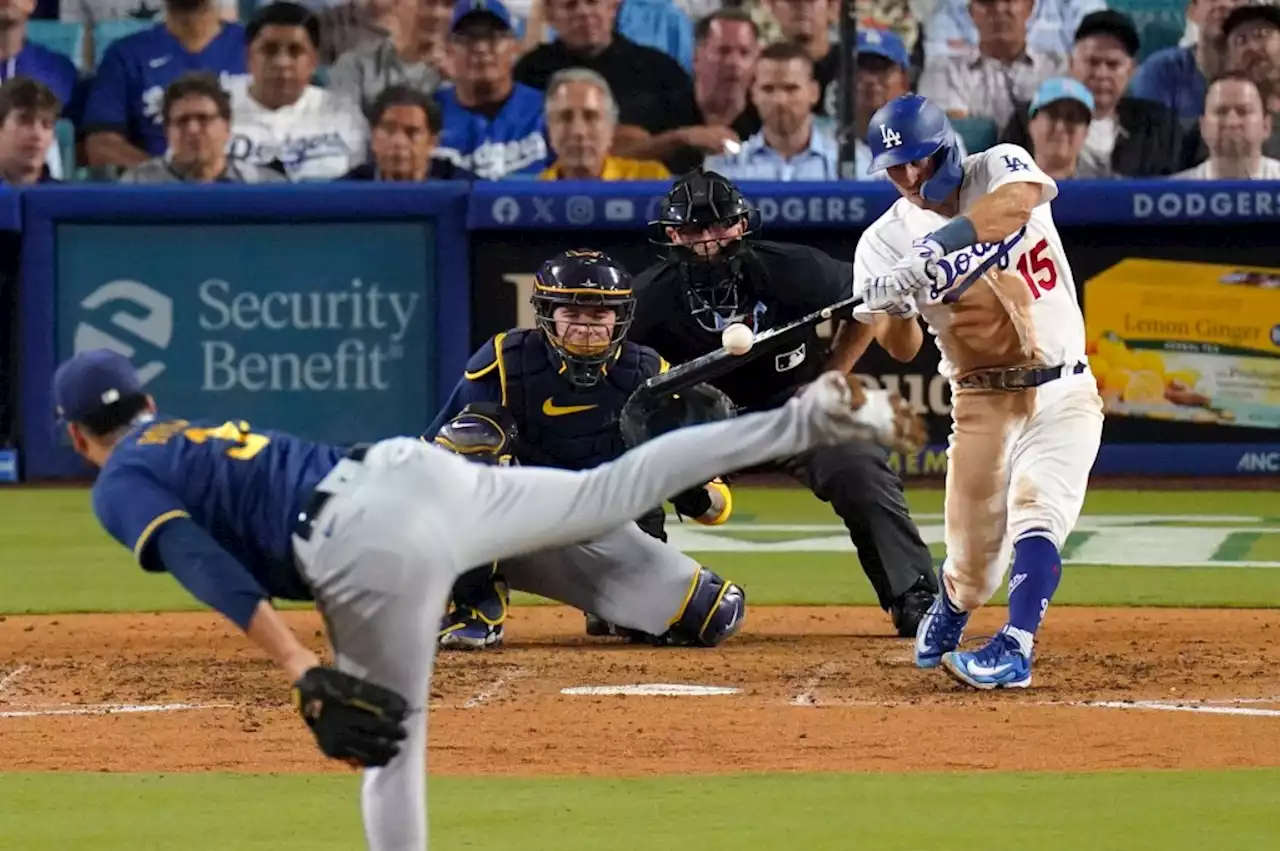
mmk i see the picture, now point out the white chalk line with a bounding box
[785,694,1280,717]
[0,664,31,697]
[0,701,234,719]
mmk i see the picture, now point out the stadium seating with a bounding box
[25,20,86,71]
[93,19,155,69]
[1106,0,1187,60]
[950,116,998,155]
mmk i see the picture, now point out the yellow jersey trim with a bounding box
[133,509,190,560]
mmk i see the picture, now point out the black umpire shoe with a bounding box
[890,577,936,638]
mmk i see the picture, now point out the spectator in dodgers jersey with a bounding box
[433,0,549,180]
[328,0,442,115]
[0,76,59,185]
[344,84,470,179]
[1129,0,1247,122]
[121,72,288,183]
[83,0,246,170]
[1175,72,1280,178]
[918,0,1067,130]
[226,2,370,181]
[513,0,704,165]
[0,0,79,117]
[538,67,668,180]
[703,43,838,181]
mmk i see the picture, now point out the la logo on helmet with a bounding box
[880,125,902,148]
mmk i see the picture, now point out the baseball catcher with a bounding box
[424,249,745,649]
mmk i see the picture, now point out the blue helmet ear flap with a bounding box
[920,131,963,204]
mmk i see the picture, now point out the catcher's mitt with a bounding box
[619,381,737,449]
[293,667,410,768]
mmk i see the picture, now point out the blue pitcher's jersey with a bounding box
[432,83,550,180]
[91,416,343,600]
[82,23,247,155]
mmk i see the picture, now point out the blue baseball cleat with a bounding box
[439,609,504,651]
[914,589,970,669]
[940,626,1032,689]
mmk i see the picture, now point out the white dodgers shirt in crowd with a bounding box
[225,76,370,182]
[853,143,1086,381]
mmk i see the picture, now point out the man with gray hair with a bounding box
[538,67,670,179]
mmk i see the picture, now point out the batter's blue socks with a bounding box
[1007,532,1062,640]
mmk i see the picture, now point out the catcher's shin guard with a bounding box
[666,567,746,647]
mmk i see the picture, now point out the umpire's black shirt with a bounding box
[629,241,854,412]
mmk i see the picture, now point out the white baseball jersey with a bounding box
[854,143,1088,380]
[226,78,369,182]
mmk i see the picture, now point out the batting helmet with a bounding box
[866,94,963,205]
[431,402,520,466]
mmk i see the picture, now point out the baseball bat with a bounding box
[639,238,1018,398]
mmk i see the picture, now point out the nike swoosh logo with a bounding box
[967,661,1013,677]
[542,399,597,416]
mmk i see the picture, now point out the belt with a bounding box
[954,362,1087,391]
[293,444,369,542]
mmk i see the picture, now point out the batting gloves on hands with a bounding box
[887,237,945,297]
[859,275,920,321]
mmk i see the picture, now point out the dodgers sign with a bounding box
[56,221,435,445]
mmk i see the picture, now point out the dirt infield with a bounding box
[2,606,1279,776]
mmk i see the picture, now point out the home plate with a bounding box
[560,684,742,697]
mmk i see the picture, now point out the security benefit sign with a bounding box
[1084,259,1280,429]
[56,222,433,443]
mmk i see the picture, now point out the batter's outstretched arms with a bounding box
[442,372,923,572]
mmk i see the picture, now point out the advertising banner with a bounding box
[56,221,435,444]
[1084,260,1280,429]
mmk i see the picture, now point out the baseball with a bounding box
[721,322,754,355]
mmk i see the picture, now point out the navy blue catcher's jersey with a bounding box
[91,415,344,600]
[426,328,667,470]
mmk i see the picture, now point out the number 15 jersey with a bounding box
[853,143,1086,380]
[91,416,344,600]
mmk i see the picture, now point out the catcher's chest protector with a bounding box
[502,330,660,470]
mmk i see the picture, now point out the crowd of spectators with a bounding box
[1,0,1278,186]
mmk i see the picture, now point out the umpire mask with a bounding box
[650,169,761,333]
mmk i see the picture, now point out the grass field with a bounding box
[2,485,1278,850]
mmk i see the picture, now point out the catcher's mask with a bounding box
[432,402,520,466]
[620,382,738,448]
[532,249,636,388]
[649,168,761,333]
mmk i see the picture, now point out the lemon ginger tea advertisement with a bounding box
[1084,259,1280,428]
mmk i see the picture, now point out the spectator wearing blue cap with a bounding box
[328,0,443,114]
[918,0,1066,130]
[1022,76,1097,178]
[433,0,551,178]
[849,27,911,179]
[1001,10,1183,176]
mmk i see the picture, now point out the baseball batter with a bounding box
[58,347,901,850]
[852,93,1104,690]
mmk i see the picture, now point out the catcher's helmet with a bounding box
[867,94,963,205]
[531,249,635,388]
[432,402,520,466]
[650,168,761,334]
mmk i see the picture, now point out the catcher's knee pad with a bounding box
[668,568,745,647]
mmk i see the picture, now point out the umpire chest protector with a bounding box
[500,329,659,470]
